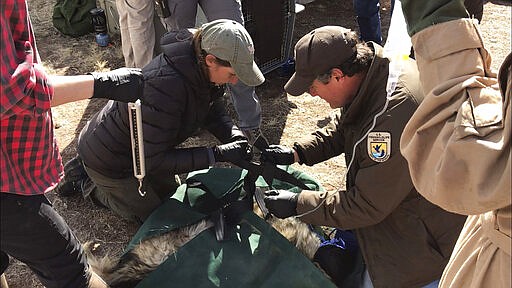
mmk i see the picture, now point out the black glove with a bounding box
[261,145,295,165]
[90,68,144,102]
[263,189,299,218]
[213,140,252,165]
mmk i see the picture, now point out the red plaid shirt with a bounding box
[1,0,63,195]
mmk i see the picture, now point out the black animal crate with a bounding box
[242,0,296,74]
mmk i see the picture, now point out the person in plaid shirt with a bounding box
[0,1,144,287]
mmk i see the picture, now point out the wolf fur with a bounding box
[85,219,213,287]
[86,205,322,287]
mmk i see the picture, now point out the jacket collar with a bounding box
[161,30,213,90]
[160,30,223,100]
[342,42,390,125]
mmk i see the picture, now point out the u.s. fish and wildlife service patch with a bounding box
[367,132,391,162]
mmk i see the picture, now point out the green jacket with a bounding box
[293,43,466,288]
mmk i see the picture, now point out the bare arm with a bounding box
[50,68,144,106]
[50,75,95,106]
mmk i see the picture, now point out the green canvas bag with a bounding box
[52,0,96,37]
[126,166,335,287]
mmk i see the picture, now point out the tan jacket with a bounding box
[400,19,511,288]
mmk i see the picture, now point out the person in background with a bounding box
[55,0,158,198]
[353,0,395,44]
[115,0,156,68]
[0,1,144,287]
[74,19,264,224]
[260,25,466,288]
[159,0,263,142]
[353,0,482,45]
[399,0,510,287]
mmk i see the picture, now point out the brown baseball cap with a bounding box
[285,26,357,96]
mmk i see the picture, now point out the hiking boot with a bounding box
[54,179,84,197]
[63,155,87,181]
[80,177,107,208]
[55,155,88,197]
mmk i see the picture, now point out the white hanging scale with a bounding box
[128,99,146,197]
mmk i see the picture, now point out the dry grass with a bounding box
[5,0,510,286]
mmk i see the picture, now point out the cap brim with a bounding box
[284,72,314,96]
[233,61,265,87]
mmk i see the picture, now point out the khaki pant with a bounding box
[160,0,243,30]
[116,0,156,68]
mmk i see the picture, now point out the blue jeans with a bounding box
[226,80,261,130]
[353,0,395,44]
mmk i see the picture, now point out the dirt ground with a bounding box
[5,0,511,287]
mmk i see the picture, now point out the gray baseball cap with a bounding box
[285,26,357,96]
[201,19,265,87]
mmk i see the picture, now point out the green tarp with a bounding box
[126,166,335,288]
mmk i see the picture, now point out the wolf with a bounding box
[85,204,324,288]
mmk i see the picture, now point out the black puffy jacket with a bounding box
[78,29,243,179]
